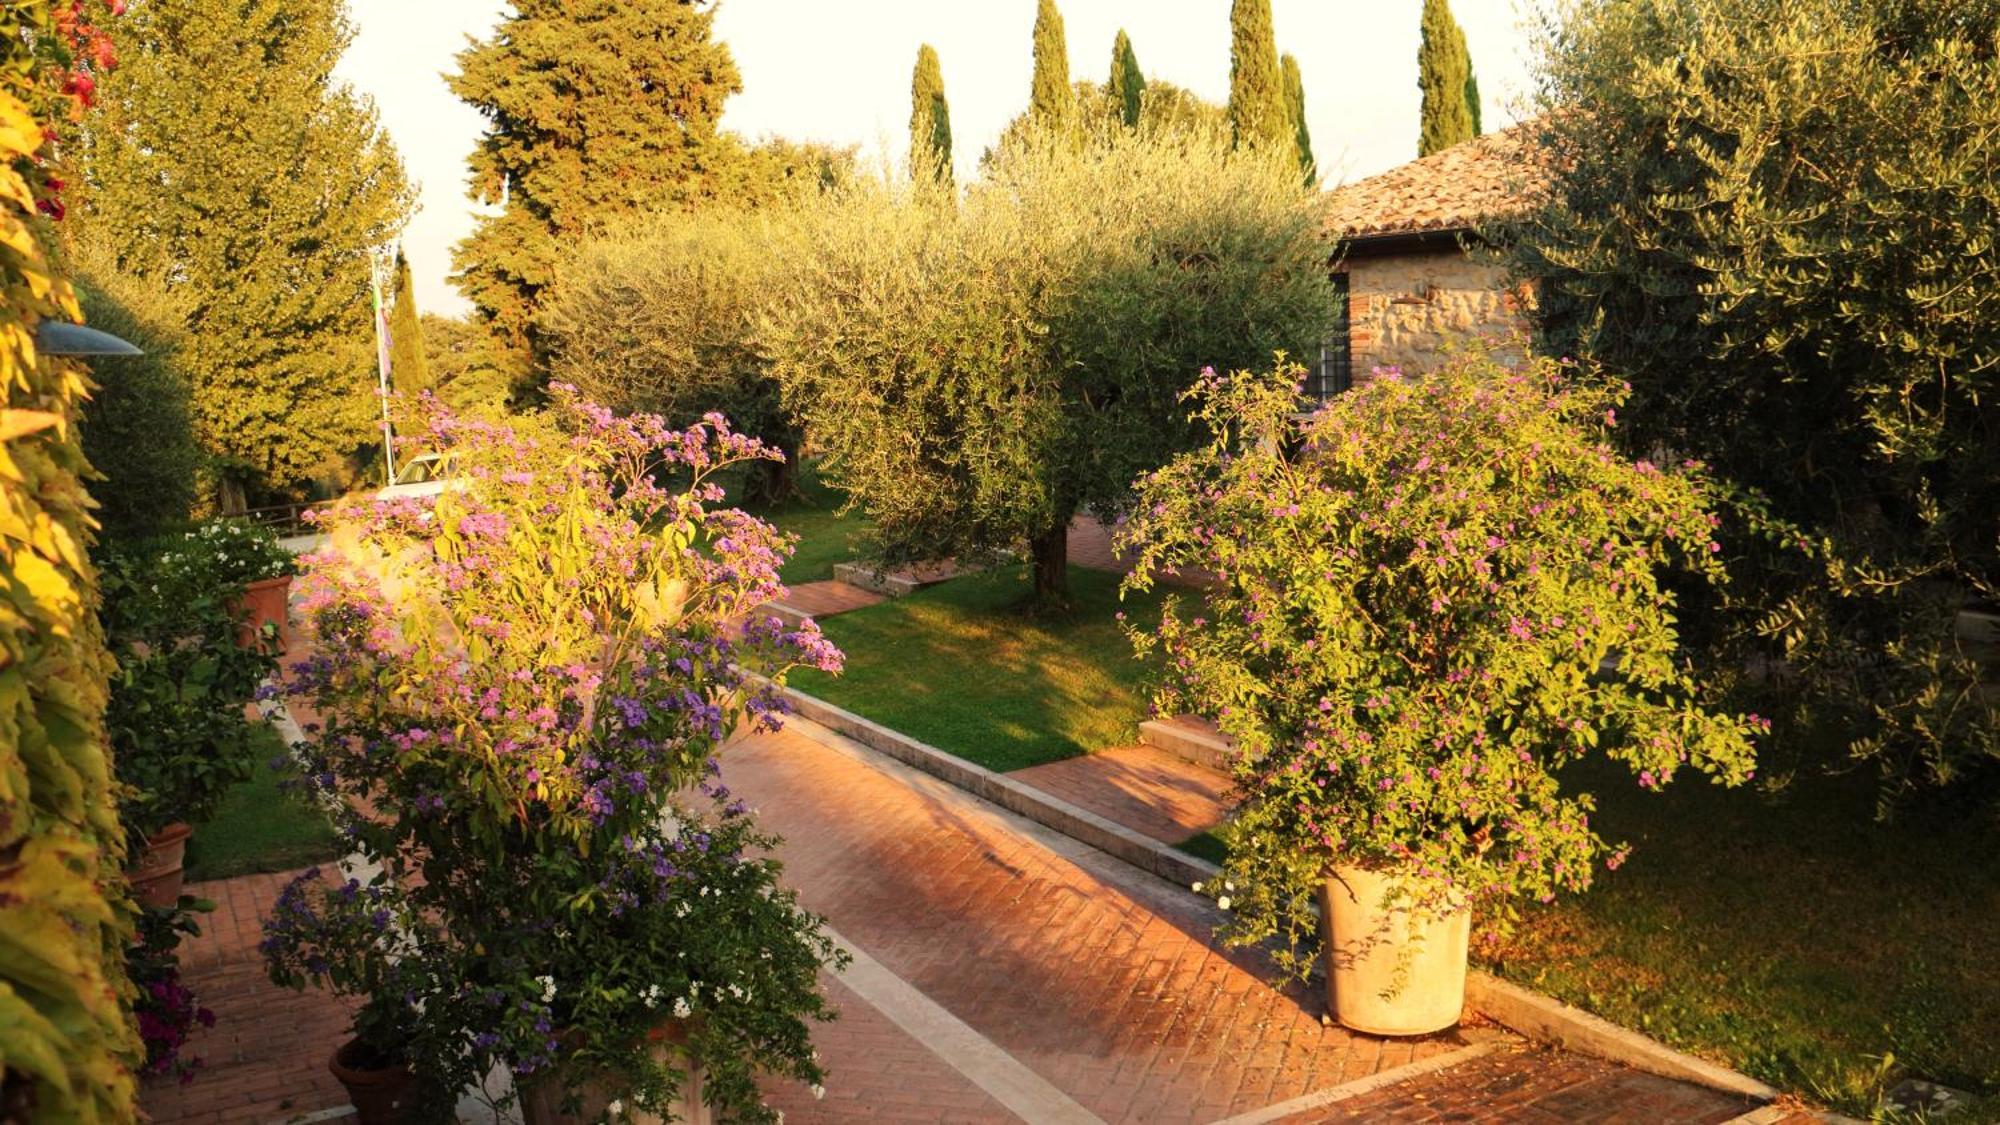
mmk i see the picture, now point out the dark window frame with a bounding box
[1309,272,1352,400]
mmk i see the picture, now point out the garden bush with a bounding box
[1119,351,1765,979]
[263,390,845,1119]
[71,238,203,545]
[1507,0,2000,810]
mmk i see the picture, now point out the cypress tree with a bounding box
[1028,0,1077,140]
[1462,35,1484,135]
[1281,52,1316,185]
[450,0,748,368]
[1228,0,1289,151]
[909,43,953,188]
[389,248,434,397]
[1109,29,1144,129]
[1418,0,1477,155]
[79,0,411,502]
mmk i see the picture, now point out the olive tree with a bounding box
[763,131,1332,603]
[541,209,802,502]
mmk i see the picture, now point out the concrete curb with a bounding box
[772,685,1792,1110]
[775,685,1220,891]
[1464,972,1780,1103]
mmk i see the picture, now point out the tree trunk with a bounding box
[743,455,798,507]
[1030,520,1069,605]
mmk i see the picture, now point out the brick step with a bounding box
[1137,714,1235,772]
[763,579,885,627]
[1010,742,1231,846]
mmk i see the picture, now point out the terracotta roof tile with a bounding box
[1321,124,1546,241]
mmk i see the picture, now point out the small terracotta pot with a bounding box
[231,574,292,651]
[128,822,193,910]
[1320,864,1470,1036]
[329,1038,422,1125]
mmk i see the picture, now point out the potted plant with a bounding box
[1119,351,1765,1035]
[158,519,298,650]
[262,870,432,1123]
[128,900,217,1085]
[98,544,279,907]
[263,389,847,1122]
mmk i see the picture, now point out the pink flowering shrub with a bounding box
[262,389,845,1119]
[1119,351,1764,980]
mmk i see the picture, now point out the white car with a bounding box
[377,452,459,501]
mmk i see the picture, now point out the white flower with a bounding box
[643,985,662,1009]
[811,1085,825,1101]
[672,997,692,1019]
[536,975,556,1002]
[1225,881,1236,892]
[1191,881,1204,893]
[1217,896,1232,911]
[606,1100,624,1118]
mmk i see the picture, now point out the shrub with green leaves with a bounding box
[71,240,202,546]
[1119,351,1764,980]
[1508,0,2000,808]
[98,536,279,837]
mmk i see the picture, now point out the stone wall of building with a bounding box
[1344,248,1531,379]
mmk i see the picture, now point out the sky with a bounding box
[334,1,1542,318]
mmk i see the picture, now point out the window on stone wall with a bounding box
[1309,272,1352,400]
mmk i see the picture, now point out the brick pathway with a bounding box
[726,723,1760,1124]
[143,717,1764,1124]
[139,870,358,1123]
[1011,742,1231,846]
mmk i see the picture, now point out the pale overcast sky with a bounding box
[334,1,1540,318]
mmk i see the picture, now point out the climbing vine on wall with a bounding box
[0,1,142,1120]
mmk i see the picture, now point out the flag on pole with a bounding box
[370,257,394,388]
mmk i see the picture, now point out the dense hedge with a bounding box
[72,241,201,545]
[0,3,142,1119]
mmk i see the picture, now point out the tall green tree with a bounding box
[1512,0,2000,809]
[1228,0,1289,151]
[909,44,953,188]
[1109,30,1144,129]
[449,0,746,367]
[1280,52,1316,184]
[1029,0,1078,140]
[389,248,433,399]
[78,0,410,505]
[1418,0,1477,155]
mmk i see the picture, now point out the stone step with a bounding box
[1137,714,1235,773]
[830,559,964,598]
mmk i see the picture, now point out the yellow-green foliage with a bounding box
[761,129,1332,600]
[0,5,140,1119]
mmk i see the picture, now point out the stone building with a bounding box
[1309,127,1545,396]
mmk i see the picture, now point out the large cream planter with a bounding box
[1320,864,1470,1036]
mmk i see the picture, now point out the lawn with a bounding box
[788,564,1167,773]
[1481,756,2000,1117]
[182,724,344,883]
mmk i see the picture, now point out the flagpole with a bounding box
[370,251,397,484]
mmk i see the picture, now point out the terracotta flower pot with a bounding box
[1320,864,1470,1036]
[329,1038,422,1125]
[518,1021,710,1125]
[128,822,193,910]
[231,574,292,651]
